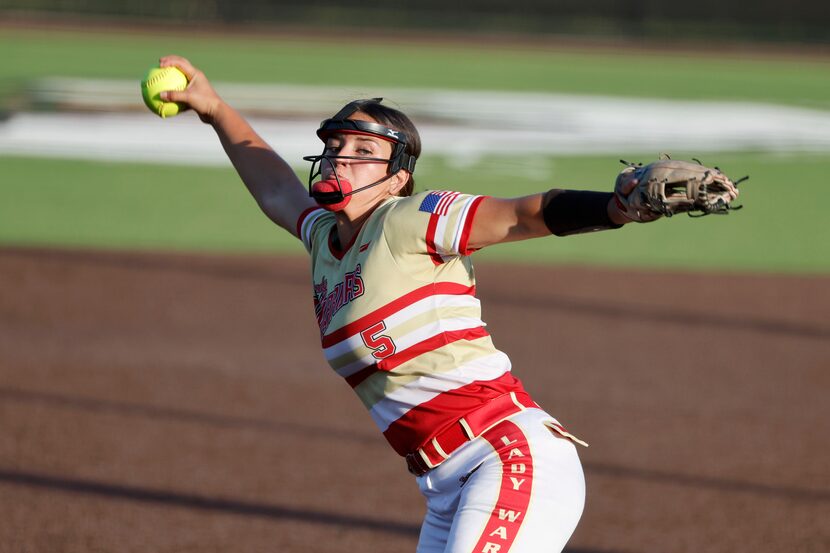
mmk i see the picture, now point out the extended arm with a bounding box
[467,189,633,250]
[158,56,315,236]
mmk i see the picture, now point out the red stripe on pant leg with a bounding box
[472,420,533,553]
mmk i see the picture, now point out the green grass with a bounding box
[2,152,827,274]
[1,27,828,273]
[0,157,295,252]
[437,152,830,273]
[2,27,830,109]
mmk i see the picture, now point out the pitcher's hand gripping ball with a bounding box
[141,66,188,118]
[614,158,747,222]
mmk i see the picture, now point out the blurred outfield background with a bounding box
[1,3,829,273]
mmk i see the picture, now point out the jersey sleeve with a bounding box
[385,191,486,264]
[296,206,333,254]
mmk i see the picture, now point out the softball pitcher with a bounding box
[156,54,679,553]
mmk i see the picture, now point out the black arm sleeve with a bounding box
[542,190,623,237]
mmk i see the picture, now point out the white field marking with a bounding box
[3,87,830,169]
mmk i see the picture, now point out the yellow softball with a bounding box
[141,66,188,118]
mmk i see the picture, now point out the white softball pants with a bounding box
[414,408,585,553]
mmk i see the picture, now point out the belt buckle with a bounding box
[405,452,429,476]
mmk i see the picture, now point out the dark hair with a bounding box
[352,100,421,197]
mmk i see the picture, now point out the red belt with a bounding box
[405,391,538,476]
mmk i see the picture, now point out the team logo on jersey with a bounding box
[313,264,365,334]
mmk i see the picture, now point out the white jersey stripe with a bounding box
[333,316,487,377]
[305,191,521,455]
[431,194,476,255]
[451,198,474,253]
[434,209,451,254]
[301,209,327,251]
[322,293,482,359]
[369,352,512,431]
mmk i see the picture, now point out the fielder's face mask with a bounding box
[302,98,417,211]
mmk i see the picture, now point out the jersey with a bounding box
[296,190,527,457]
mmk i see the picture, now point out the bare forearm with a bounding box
[157,55,314,234]
[469,189,631,250]
[467,194,548,249]
[212,103,298,197]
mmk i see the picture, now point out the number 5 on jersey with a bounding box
[360,321,396,360]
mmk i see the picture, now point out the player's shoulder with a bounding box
[387,190,466,214]
[297,206,336,251]
[298,206,335,233]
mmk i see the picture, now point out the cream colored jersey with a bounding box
[297,190,526,456]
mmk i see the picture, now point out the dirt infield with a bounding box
[0,246,827,553]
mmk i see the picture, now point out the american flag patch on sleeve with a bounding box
[418,191,460,216]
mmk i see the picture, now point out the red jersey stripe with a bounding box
[425,212,444,265]
[379,326,490,374]
[458,195,486,255]
[295,206,321,239]
[344,326,491,389]
[382,372,524,456]
[321,282,476,348]
[344,364,378,389]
